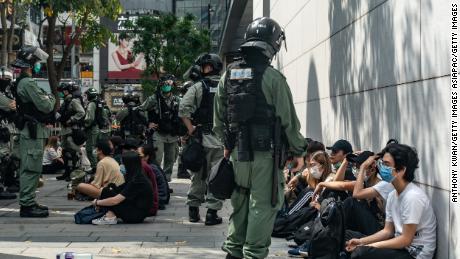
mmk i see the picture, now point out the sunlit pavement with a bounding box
[0,172,288,258]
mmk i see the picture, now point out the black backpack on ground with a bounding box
[309,198,346,259]
[292,219,316,245]
[272,205,317,238]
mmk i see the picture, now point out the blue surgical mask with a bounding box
[377,160,395,183]
[120,164,126,175]
[33,63,42,73]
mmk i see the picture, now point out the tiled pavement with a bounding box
[0,173,289,259]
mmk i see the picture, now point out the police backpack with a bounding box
[208,157,235,200]
[181,136,205,172]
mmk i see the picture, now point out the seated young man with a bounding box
[327,139,355,181]
[346,143,436,259]
[76,140,125,198]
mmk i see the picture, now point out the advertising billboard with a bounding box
[107,32,146,79]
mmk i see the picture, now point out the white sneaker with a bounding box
[92,215,117,225]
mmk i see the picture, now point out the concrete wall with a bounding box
[253,0,456,258]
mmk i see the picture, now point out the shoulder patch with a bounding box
[229,68,253,80]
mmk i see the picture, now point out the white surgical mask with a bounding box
[310,165,323,179]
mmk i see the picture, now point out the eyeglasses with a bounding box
[377,159,395,170]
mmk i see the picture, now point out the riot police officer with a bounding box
[0,67,18,199]
[179,53,224,225]
[138,75,184,182]
[116,92,147,140]
[56,82,85,181]
[12,46,56,217]
[98,99,112,141]
[84,88,100,170]
[214,18,307,258]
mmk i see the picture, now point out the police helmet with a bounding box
[195,53,223,75]
[12,45,49,68]
[0,66,13,81]
[58,82,79,93]
[85,88,98,100]
[122,93,133,105]
[132,93,141,105]
[240,17,286,59]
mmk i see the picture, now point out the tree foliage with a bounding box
[0,0,31,66]
[125,13,210,94]
[36,0,122,108]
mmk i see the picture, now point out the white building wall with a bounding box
[254,0,456,258]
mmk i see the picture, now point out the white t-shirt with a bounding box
[42,147,59,165]
[372,181,394,203]
[385,183,437,259]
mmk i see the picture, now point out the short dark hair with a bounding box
[378,143,419,182]
[96,140,112,156]
[307,140,325,155]
[141,144,157,164]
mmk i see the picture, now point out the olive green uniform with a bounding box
[214,67,307,259]
[84,101,99,168]
[60,95,85,154]
[0,94,13,157]
[0,94,19,159]
[179,76,223,211]
[99,106,111,141]
[17,77,55,207]
[139,93,180,181]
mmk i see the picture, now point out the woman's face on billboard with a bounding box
[119,38,129,48]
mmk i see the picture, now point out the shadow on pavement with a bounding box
[0,254,41,259]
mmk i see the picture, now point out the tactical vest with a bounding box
[15,77,54,127]
[192,78,218,133]
[59,95,84,126]
[94,100,107,129]
[121,106,146,137]
[224,60,276,153]
[148,93,181,135]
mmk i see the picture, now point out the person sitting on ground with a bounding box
[304,151,335,210]
[312,150,394,235]
[42,136,65,174]
[287,140,326,193]
[346,143,436,259]
[139,144,169,210]
[122,138,159,215]
[91,150,154,225]
[327,139,355,181]
[109,135,124,164]
[76,140,125,199]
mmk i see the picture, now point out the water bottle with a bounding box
[67,183,74,200]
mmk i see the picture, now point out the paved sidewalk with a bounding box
[0,174,288,259]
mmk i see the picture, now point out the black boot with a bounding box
[205,209,222,226]
[20,204,49,218]
[34,203,48,210]
[225,254,242,259]
[56,173,70,181]
[189,206,200,222]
